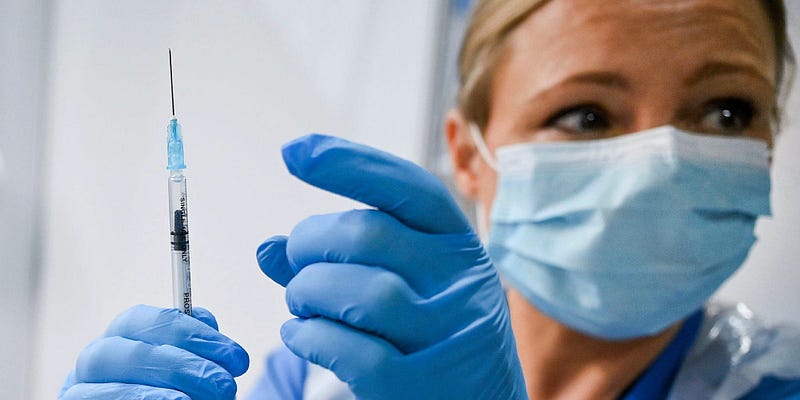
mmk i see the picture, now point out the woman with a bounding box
[61,0,799,399]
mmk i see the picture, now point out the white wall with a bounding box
[714,3,800,325]
[0,0,48,399]
[30,1,438,398]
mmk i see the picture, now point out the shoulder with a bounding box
[245,345,307,400]
[670,303,800,399]
[246,345,354,400]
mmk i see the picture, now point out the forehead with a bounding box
[504,0,776,86]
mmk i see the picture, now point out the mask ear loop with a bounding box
[474,201,491,245]
[467,123,494,245]
[468,123,498,171]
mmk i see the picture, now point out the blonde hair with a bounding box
[457,0,794,132]
[457,0,549,130]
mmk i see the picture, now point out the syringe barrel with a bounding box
[172,248,192,314]
[169,171,189,237]
[168,170,192,315]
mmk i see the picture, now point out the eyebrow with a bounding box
[560,71,631,90]
[684,61,774,89]
[522,71,631,106]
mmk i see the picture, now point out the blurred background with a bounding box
[0,1,798,398]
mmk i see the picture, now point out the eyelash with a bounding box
[540,97,759,135]
[699,97,758,134]
[543,103,612,134]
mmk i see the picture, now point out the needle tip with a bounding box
[169,49,176,117]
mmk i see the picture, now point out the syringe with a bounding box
[167,49,192,315]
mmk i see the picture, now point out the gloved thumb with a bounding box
[257,235,295,287]
[192,307,220,331]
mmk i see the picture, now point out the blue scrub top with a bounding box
[622,310,703,399]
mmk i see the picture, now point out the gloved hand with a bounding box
[58,305,249,400]
[257,134,528,399]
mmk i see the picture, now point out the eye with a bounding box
[545,105,612,136]
[699,98,756,134]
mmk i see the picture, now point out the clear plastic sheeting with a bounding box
[669,303,800,399]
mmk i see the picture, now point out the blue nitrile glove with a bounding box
[257,134,528,399]
[58,305,249,400]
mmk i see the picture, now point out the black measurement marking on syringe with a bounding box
[179,195,188,228]
[171,209,189,251]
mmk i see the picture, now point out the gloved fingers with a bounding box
[74,336,237,400]
[59,370,77,397]
[103,305,249,376]
[281,134,470,235]
[286,262,449,352]
[60,382,190,400]
[281,317,401,386]
[192,306,219,330]
[286,209,484,292]
[256,235,295,286]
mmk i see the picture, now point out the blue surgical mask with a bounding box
[470,125,771,340]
